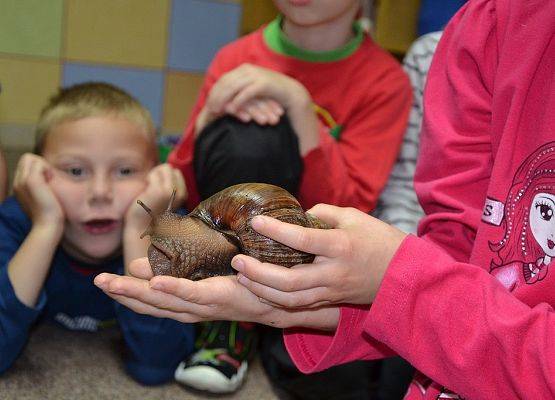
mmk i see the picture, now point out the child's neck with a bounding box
[282,15,356,52]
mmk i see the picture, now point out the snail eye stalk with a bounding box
[137,199,152,216]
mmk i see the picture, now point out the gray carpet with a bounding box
[0,323,279,400]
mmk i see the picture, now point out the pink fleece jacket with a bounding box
[284,1,555,399]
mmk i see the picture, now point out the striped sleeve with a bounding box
[373,32,442,233]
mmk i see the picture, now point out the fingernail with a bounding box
[150,281,163,290]
[232,257,244,272]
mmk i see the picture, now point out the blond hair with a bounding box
[35,82,155,154]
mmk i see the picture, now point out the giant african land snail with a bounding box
[138,183,329,281]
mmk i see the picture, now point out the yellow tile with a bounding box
[375,0,420,54]
[0,58,61,124]
[241,0,277,35]
[163,72,205,133]
[64,0,170,68]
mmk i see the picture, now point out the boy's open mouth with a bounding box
[83,219,118,234]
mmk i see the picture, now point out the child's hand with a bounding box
[13,153,64,236]
[124,163,186,230]
[94,258,339,330]
[231,204,407,308]
[208,63,309,117]
[196,97,284,135]
[234,98,284,125]
[195,64,319,155]
[199,64,319,155]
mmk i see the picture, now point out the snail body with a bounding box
[139,183,328,281]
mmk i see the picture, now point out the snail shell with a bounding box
[139,183,329,281]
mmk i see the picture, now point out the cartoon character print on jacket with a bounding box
[488,143,555,291]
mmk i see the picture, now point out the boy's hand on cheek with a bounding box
[124,164,187,231]
[13,153,65,239]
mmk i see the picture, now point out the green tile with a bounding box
[0,0,63,57]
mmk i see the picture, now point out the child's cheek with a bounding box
[48,174,85,213]
[49,174,83,203]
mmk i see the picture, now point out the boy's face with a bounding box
[274,0,359,27]
[42,115,156,263]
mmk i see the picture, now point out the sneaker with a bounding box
[175,321,258,394]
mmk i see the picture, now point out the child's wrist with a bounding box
[286,82,312,110]
[30,221,64,244]
[123,216,149,236]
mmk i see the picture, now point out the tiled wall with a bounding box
[0,0,260,185]
[0,0,434,186]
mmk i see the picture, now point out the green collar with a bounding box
[263,15,363,62]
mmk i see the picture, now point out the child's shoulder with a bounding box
[213,26,265,62]
[351,36,410,84]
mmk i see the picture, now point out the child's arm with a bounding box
[0,154,64,373]
[196,62,412,212]
[8,154,64,307]
[197,64,320,157]
[169,62,320,210]
[119,163,194,385]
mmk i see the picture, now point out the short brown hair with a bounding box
[35,82,155,154]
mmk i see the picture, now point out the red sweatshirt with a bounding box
[168,17,411,212]
[285,1,555,399]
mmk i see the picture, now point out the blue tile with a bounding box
[62,63,164,128]
[168,0,241,72]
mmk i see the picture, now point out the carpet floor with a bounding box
[0,322,280,400]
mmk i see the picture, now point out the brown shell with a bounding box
[140,183,328,281]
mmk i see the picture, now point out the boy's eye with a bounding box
[117,167,136,177]
[66,167,85,177]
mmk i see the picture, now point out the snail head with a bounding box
[136,189,183,276]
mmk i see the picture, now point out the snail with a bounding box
[138,183,329,281]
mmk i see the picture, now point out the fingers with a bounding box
[95,273,198,313]
[237,272,331,308]
[172,167,187,204]
[227,82,264,114]
[149,275,203,302]
[305,203,347,228]
[149,275,235,305]
[141,164,186,212]
[14,153,49,192]
[207,71,254,114]
[128,257,154,280]
[235,99,284,125]
[250,214,348,258]
[102,291,203,324]
[231,254,325,292]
